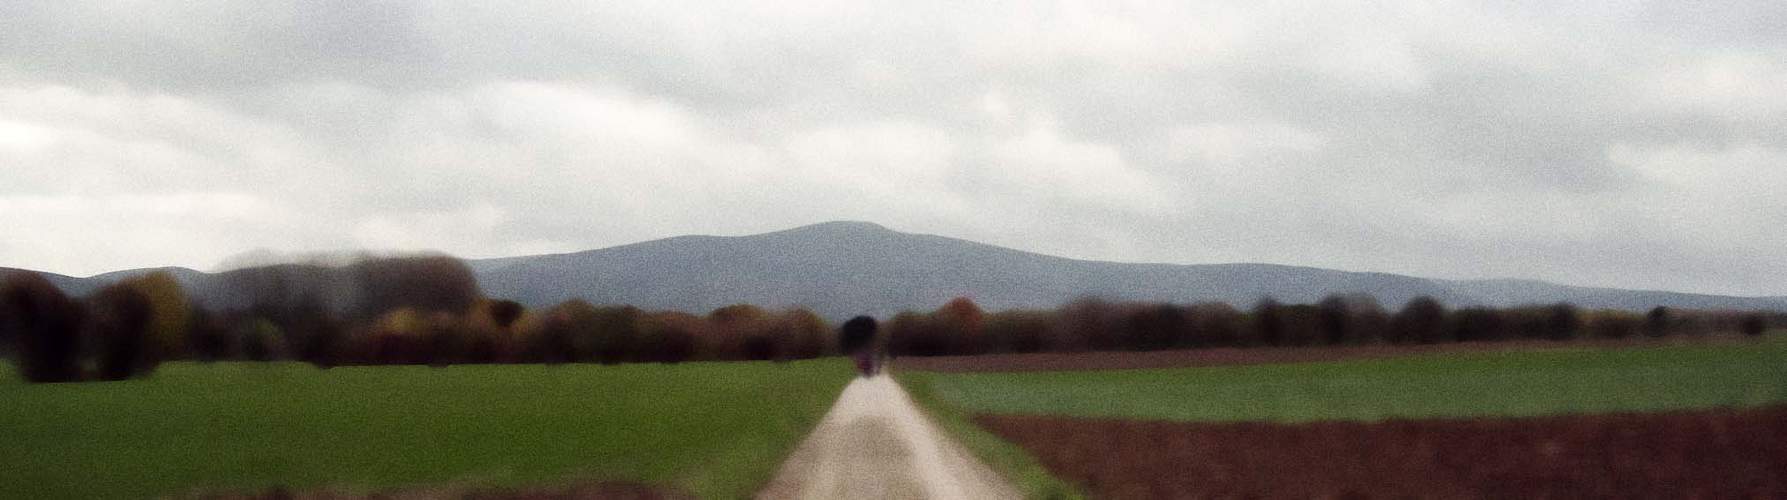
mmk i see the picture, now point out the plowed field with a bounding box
[977,407,1787,499]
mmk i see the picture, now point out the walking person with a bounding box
[840,315,879,377]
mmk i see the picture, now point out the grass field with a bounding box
[0,359,852,500]
[897,372,1086,500]
[903,337,1787,423]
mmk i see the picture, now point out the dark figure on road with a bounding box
[840,315,880,377]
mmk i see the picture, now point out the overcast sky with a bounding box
[2,1,1784,296]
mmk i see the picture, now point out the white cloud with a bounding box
[1634,53,1787,121]
[1,0,1786,296]
[986,121,1176,214]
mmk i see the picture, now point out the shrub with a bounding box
[636,312,700,363]
[589,306,642,364]
[1645,306,1672,338]
[886,311,945,356]
[120,272,190,361]
[460,299,527,363]
[1587,310,1641,339]
[88,282,159,380]
[350,255,482,319]
[1,272,85,382]
[1190,302,1246,348]
[774,308,830,360]
[984,310,1053,353]
[1740,314,1767,336]
[364,308,430,364]
[1451,307,1505,342]
[710,304,771,360]
[1123,303,1188,351]
[514,305,576,364]
[1543,303,1583,341]
[484,299,525,330]
[1059,297,1121,351]
[291,319,346,368]
[1251,298,1285,347]
[1276,305,1322,346]
[240,319,285,362]
[1390,297,1448,344]
[936,297,989,355]
[1317,295,1351,345]
[186,307,236,362]
[421,312,472,366]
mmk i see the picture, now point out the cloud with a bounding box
[1,0,1785,296]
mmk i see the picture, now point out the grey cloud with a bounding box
[2,0,1784,296]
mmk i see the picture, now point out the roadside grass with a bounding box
[0,359,851,500]
[897,371,1086,500]
[915,335,1787,423]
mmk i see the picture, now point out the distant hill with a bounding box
[9,221,1787,319]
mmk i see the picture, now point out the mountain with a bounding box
[9,221,1787,318]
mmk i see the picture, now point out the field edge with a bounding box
[895,370,1085,500]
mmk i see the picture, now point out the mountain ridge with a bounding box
[7,221,1785,319]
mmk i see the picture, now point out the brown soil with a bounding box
[976,407,1787,499]
[897,337,1756,373]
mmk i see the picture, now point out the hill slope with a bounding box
[10,221,1786,318]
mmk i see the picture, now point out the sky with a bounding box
[1,1,1784,296]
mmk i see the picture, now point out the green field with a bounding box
[0,359,852,500]
[904,338,1787,423]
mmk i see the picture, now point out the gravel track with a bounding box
[756,374,1020,500]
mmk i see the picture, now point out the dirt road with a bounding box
[757,374,1021,500]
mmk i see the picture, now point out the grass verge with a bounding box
[917,336,1787,423]
[0,359,852,500]
[896,370,1085,500]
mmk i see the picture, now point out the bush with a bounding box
[1645,306,1672,338]
[935,297,989,355]
[774,308,830,360]
[1587,310,1641,339]
[984,310,1053,353]
[350,255,482,319]
[636,312,700,363]
[1190,302,1246,348]
[363,308,432,364]
[1251,298,1284,347]
[1317,295,1351,345]
[1451,307,1505,342]
[515,306,575,364]
[1390,297,1448,344]
[589,306,642,364]
[122,272,190,361]
[484,299,525,330]
[186,307,235,362]
[1,272,85,382]
[886,311,945,356]
[1543,303,1583,341]
[421,312,472,366]
[1059,298,1121,351]
[1123,303,1188,351]
[1740,314,1767,336]
[292,319,346,368]
[88,282,159,380]
[240,319,285,362]
[1276,305,1322,346]
[461,301,523,364]
[709,304,771,360]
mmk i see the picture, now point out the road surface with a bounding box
[757,374,1022,500]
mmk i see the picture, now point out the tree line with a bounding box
[881,295,1781,357]
[0,257,832,383]
[2,258,1780,383]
